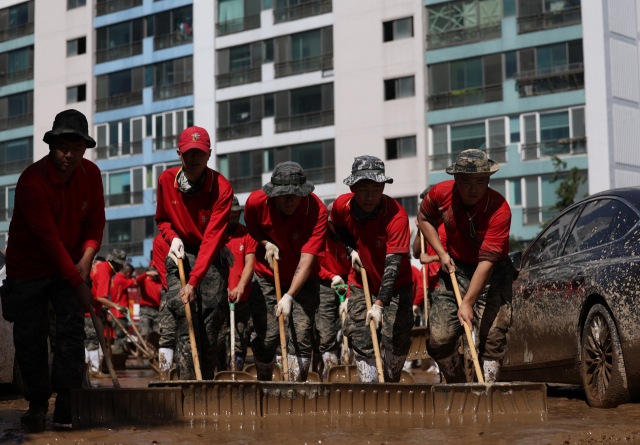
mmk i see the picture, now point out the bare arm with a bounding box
[412,231,422,259]
[230,253,255,302]
[286,253,316,298]
[457,261,494,327]
[96,297,125,311]
[418,211,454,273]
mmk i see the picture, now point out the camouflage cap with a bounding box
[230,195,241,211]
[107,249,128,265]
[445,149,500,176]
[343,156,393,187]
[262,162,315,198]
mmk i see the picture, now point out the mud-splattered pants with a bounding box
[158,287,176,350]
[427,257,513,383]
[216,301,251,367]
[249,273,319,363]
[110,316,129,354]
[313,279,342,354]
[139,305,160,338]
[164,251,229,380]
[84,315,99,351]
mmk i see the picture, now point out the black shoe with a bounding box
[52,394,72,425]
[20,401,48,433]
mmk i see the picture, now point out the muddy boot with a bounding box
[87,350,105,378]
[481,358,501,383]
[436,351,467,383]
[229,355,245,372]
[382,349,406,383]
[321,349,340,379]
[286,354,311,382]
[255,357,275,381]
[21,400,48,433]
[52,393,72,426]
[355,356,378,382]
[159,348,174,382]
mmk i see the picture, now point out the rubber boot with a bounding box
[228,355,245,372]
[382,349,407,383]
[435,351,467,383]
[53,392,72,426]
[159,348,174,382]
[88,350,107,379]
[21,400,48,433]
[481,358,501,383]
[255,357,275,381]
[286,354,311,382]
[355,356,378,383]
[321,349,340,379]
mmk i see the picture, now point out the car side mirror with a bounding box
[509,251,522,280]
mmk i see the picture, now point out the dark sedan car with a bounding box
[501,187,640,408]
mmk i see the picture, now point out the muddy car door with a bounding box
[504,206,582,370]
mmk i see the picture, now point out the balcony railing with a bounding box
[0,67,34,87]
[93,141,143,161]
[518,6,581,34]
[0,22,34,43]
[426,22,501,49]
[96,91,143,112]
[275,53,333,78]
[274,0,332,23]
[96,41,142,64]
[99,241,144,257]
[154,31,193,51]
[429,147,507,171]
[522,137,587,161]
[216,67,261,89]
[0,112,33,131]
[217,122,262,142]
[216,14,260,37]
[96,0,143,16]
[0,158,32,176]
[104,191,143,208]
[0,208,13,222]
[153,135,179,151]
[230,176,263,194]
[524,206,557,226]
[514,63,584,97]
[428,84,502,110]
[153,81,193,101]
[305,166,335,185]
[275,110,334,133]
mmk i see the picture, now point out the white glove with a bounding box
[350,251,363,272]
[366,304,383,329]
[331,275,344,289]
[339,300,348,316]
[265,242,280,269]
[413,305,421,317]
[220,245,235,268]
[276,293,294,322]
[170,238,184,259]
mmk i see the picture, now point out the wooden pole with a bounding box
[177,257,203,381]
[360,268,384,383]
[273,258,289,382]
[450,272,484,383]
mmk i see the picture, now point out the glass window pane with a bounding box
[240,152,251,177]
[218,155,229,177]
[430,63,449,93]
[395,17,413,39]
[264,93,274,117]
[451,58,482,90]
[479,0,501,24]
[263,39,274,62]
[490,179,506,197]
[66,87,77,104]
[67,39,77,57]
[505,51,517,79]
[291,142,323,169]
[568,40,583,65]
[171,5,193,35]
[611,203,640,241]
[8,48,29,73]
[386,139,398,160]
[571,108,585,138]
[428,4,451,34]
[483,53,502,85]
[230,44,251,72]
[264,149,274,172]
[109,22,131,47]
[109,122,119,145]
[503,0,516,16]
[383,21,394,42]
[563,200,619,255]
[525,176,539,208]
[291,29,321,60]
[9,3,29,28]
[109,221,132,243]
[525,206,580,267]
[219,0,244,22]
[524,115,537,143]
[263,0,273,9]
[400,136,417,158]
[450,123,486,152]
[109,70,132,96]
[230,98,251,124]
[187,110,194,127]
[8,188,15,209]
[290,85,322,114]
[433,126,448,155]
[451,0,477,29]
[488,119,505,147]
[509,115,520,143]
[540,111,569,141]
[109,171,131,195]
[509,179,522,206]
[537,43,567,71]
[398,76,415,98]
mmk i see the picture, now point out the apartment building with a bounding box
[424,0,588,241]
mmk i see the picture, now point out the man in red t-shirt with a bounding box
[244,162,327,381]
[418,149,513,383]
[136,260,161,338]
[110,264,137,354]
[155,127,234,380]
[217,196,257,371]
[331,156,413,383]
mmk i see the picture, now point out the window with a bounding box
[264,93,274,117]
[0,137,32,175]
[505,51,517,79]
[67,0,86,10]
[291,85,322,114]
[291,142,323,170]
[67,37,86,57]
[8,2,30,28]
[611,203,640,241]
[230,45,251,72]
[563,200,619,255]
[524,206,580,267]
[396,196,418,216]
[7,47,32,75]
[384,76,415,100]
[383,17,413,42]
[151,108,193,150]
[386,136,417,160]
[509,179,522,206]
[504,0,516,16]
[521,107,586,159]
[102,168,144,206]
[451,123,486,152]
[489,179,506,198]
[428,0,502,35]
[429,54,502,93]
[66,85,86,104]
[145,216,159,239]
[509,115,520,143]
[263,39,274,62]
[292,29,321,60]
[109,220,132,244]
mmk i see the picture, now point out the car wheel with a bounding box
[580,304,629,408]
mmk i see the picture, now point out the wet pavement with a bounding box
[1,369,640,444]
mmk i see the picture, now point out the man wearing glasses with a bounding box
[417,149,513,384]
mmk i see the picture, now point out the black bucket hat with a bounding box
[43,109,96,148]
[262,162,315,198]
[446,149,499,176]
[343,156,393,187]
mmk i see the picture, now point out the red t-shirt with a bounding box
[155,167,232,288]
[331,194,412,295]
[244,190,327,285]
[137,273,162,307]
[420,180,511,265]
[6,156,105,288]
[412,265,425,307]
[319,232,351,281]
[225,223,258,302]
[110,273,136,318]
[87,261,116,316]
[153,234,169,290]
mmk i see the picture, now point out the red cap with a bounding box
[148,260,155,268]
[179,126,210,153]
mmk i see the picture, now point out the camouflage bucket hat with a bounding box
[262,162,315,198]
[445,149,500,176]
[343,156,393,187]
[43,109,96,148]
[230,195,241,211]
[107,249,129,266]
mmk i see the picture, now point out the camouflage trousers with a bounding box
[139,305,160,338]
[427,257,514,383]
[158,287,176,349]
[313,279,342,353]
[216,301,251,369]
[0,274,84,404]
[249,273,319,363]
[84,316,99,351]
[344,282,414,361]
[165,251,229,380]
[110,316,129,354]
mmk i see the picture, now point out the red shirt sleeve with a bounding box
[136,273,147,285]
[155,174,180,245]
[386,206,410,254]
[420,186,442,224]
[318,261,335,281]
[479,207,511,264]
[300,198,327,257]
[95,268,111,299]
[81,166,106,254]
[244,231,258,255]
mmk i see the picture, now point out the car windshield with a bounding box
[563,199,618,255]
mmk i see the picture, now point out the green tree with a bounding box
[549,155,587,213]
